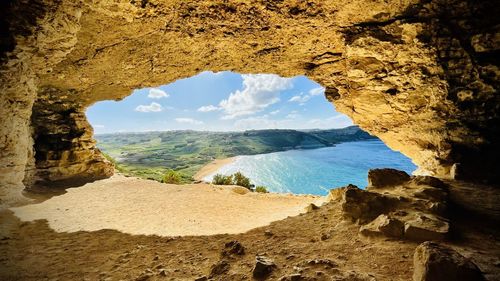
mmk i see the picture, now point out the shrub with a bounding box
[255,186,268,193]
[212,174,233,185]
[233,171,251,189]
[163,169,181,184]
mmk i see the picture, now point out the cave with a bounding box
[1,0,499,204]
[0,0,499,280]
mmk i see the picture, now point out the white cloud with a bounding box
[287,87,324,106]
[307,115,353,129]
[135,102,163,112]
[309,87,325,96]
[234,116,289,130]
[197,105,221,112]
[175,118,204,125]
[233,113,353,131]
[288,94,311,104]
[148,88,169,99]
[286,110,300,119]
[269,110,280,115]
[218,74,293,119]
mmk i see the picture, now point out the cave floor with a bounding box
[8,175,324,236]
[0,180,499,280]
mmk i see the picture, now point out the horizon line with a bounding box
[93,125,360,135]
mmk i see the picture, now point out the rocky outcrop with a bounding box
[0,0,83,205]
[28,87,113,188]
[359,214,405,238]
[413,242,485,281]
[0,0,499,205]
[367,168,411,189]
[341,184,400,224]
[341,170,450,241]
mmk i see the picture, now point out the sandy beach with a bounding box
[193,157,236,181]
[10,174,324,236]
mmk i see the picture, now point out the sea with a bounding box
[203,140,417,195]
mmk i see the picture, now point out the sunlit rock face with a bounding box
[0,0,499,205]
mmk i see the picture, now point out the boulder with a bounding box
[413,242,485,281]
[359,214,404,238]
[367,168,410,189]
[209,260,230,277]
[404,215,449,241]
[222,240,245,256]
[341,185,399,224]
[253,255,276,279]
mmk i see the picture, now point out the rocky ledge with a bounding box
[338,168,450,241]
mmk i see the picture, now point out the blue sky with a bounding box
[86,71,353,134]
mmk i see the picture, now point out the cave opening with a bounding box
[80,71,417,196]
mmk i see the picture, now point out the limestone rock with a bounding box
[404,215,449,241]
[341,169,451,241]
[341,185,399,224]
[209,260,230,277]
[222,241,245,256]
[413,242,485,281]
[367,168,410,189]
[410,176,447,190]
[413,187,447,202]
[359,214,404,238]
[253,255,276,279]
[327,187,347,202]
[305,203,320,212]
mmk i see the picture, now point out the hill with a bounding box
[95,126,376,182]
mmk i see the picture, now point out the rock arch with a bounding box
[1,0,499,206]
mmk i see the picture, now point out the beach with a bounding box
[193,157,236,181]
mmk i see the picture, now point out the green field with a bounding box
[95,126,376,183]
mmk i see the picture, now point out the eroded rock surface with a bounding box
[1,0,499,205]
[28,88,113,188]
[341,170,451,241]
[413,241,485,281]
[367,168,411,189]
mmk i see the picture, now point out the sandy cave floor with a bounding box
[9,175,324,236]
[0,177,499,280]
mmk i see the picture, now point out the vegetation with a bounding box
[163,169,182,184]
[255,186,268,193]
[233,172,251,189]
[212,174,234,185]
[212,172,255,190]
[212,172,268,194]
[95,126,376,183]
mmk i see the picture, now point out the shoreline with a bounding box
[192,140,385,183]
[193,156,237,181]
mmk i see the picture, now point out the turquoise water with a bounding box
[204,140,417,195]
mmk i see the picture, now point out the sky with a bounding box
[86,71,353,134]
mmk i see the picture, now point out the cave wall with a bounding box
[28,87,113,188]
[0,0,83,205]
[0,0,499,206]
